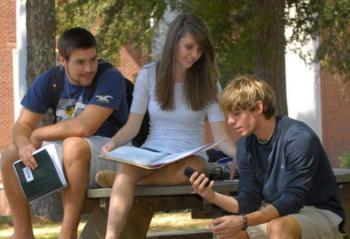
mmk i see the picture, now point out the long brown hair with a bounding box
[156,14,218,111]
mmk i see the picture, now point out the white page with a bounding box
[149,139,225,168]
[104,146,169,166]
[43,144,67,187]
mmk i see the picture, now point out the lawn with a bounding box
[0,210,211,238]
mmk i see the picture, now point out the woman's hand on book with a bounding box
[101,141,116,154]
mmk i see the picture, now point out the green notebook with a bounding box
[13,144,67,202]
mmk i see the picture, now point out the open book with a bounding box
[99,140,224,169]
[13,144,67,202]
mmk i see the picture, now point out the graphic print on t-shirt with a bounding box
[56,95,86,122]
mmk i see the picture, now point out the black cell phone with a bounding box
[184,167,212,186]
[184,167,195,177]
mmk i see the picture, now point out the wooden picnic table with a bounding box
[79,168,350,239]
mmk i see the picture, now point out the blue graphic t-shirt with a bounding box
[21,66,129,137]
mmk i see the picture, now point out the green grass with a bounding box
[0,215,85,239]
[1,214,348,239]
[0,211,210,238]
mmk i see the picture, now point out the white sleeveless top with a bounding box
[130,62,224,154]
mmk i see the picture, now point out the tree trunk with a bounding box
[26,0,56,85]
[26,0,62,222]
[253,0,287,115]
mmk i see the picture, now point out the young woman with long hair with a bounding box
[101,14,236,239]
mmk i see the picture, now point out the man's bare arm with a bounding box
[12,108,43,168]
[30,104,113,145]
[12,108,43,149]
[243,204,280,226]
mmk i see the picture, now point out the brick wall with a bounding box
[321,71,350,166]
[118,43,149,82]
[0,0,15,150]
[0,0,16,215]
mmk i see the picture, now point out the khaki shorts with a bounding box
[46,136,118,188]
[246,206,342,239]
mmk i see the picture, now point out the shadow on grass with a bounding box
[0,211,209,238]
[0,216,86,239]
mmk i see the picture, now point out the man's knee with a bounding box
[267,216,301,238]
[62,137,91,165]
[234,231,249,239]
[0,143,19,171]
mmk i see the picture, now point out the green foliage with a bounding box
[317,1,350,81]
[56,0,350,82]
[339,151,350,169]
[286,0,350,81]
[56,0,166,63]
[56,0,257,84]
[186,0,350,82]
[181,0,255,85]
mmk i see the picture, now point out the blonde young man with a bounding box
[190,76,345,239]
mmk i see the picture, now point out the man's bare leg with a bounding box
[0,144,35,239]
[58,137,91,239]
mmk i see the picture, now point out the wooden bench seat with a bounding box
[79,168,350,239]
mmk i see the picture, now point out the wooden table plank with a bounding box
[87,168,350,199]
[333,168,350,184]
[87,179,238,198]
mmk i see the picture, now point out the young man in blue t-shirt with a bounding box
[189,76,345,239]
[0,27,128,239]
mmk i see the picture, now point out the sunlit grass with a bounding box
[0,216,85,239]
[0,211,210,238]
[149,210,210,233]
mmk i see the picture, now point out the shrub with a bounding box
[339,151,350,168]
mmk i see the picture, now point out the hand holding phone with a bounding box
[184,167,211,186]
[185,166,215,203]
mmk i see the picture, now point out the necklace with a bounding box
[256,136,270,145]
[256,125,275,145]
[65,78,72,102]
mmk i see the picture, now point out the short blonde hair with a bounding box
[220,76,276,119]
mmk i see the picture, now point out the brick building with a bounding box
[0,0,16,159]
[0,0,350,216]
[321,72,350,164]
[0,0,16,215]
[119,43,149,81]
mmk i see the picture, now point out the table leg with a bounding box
[80,204,108,239]
[121,198,155,239]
